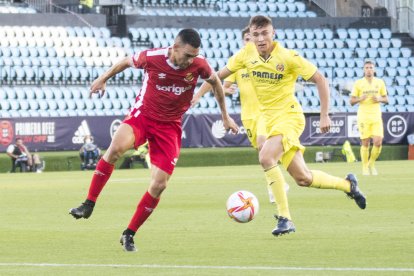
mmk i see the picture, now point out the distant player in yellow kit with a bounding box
[201,15,367,236]
[350,60,388,175]
[193,27,279,203]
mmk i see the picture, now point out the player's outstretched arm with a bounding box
[217,66,233,80]
[90,57,132,98]
[309,71,331,134]
[206,73,239,134]
[192,81,213,107]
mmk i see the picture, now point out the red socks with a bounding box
[86,158,114,202]
[127,191,160,232]
[86,159,159,234]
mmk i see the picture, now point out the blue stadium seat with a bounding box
[314,29,324,40]
[395,86,406,96]
[336,28,347,40]
[378,48,389,58]
[348,29,359,39]
[375,67,384,77]
[389,47,400,58]
[387,86,396,96]
[346,39,357,49]
[390,38,402,48]
[370,28,381,39]
[397,67,408,77]
[386,67,397,77]
[381,28,392,39]
[367,48,378,58]
[401,48,412,58]
[387,58,398,67]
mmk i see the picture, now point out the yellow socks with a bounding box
[360,146,369,168]
[264,165,291,220]
[369,146,381,168]
[310,170,350,193]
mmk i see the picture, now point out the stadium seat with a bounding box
[401,48,412,58]
[381,28,392,39]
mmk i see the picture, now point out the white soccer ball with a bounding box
[226,190,259,223]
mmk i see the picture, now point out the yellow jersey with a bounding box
[226,41,317,115]
[224,68,260,121]
[351,77,387,121]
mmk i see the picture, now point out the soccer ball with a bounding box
[226,190,259,223]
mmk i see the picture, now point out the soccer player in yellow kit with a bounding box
[213,15,367,236]
[350,60,388,175]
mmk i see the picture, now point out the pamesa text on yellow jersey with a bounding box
[227,41,317,115]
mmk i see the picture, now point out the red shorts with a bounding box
[123,113,182,175]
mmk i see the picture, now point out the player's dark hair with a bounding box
[177,29,201,48]
[15,137,22,142]
[249,15,272,29]
[241,26,250,38]
[364,59,375,66]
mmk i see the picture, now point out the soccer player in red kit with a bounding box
[69,29,239,252]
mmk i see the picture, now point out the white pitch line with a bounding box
[0,263,413,272]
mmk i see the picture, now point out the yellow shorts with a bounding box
[266,111,306,169]
[242,114,267,149]
[357,119,384,139]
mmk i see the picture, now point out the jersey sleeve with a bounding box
[224,72,236,83]
[379,79,387,96]
[351,80,361,97]
[226,48,246,73]
[6,145,14,154]
[198,58,213,80]
[131,51,147,69]
[287,50,317,81]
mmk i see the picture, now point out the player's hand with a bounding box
[359,94,367,102]
[225,84,238,95]
[223,116,239,134]
[191,95,201,107]
[371,95,380,103]
[319,114,331,134]
[89,77,107,98]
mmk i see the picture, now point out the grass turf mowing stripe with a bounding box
[1,263,414,272]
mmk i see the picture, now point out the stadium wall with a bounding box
[0,13,106,27]
[0,145,409,173]
[125,15,391,30]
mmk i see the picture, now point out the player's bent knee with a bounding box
[149,180,167,197]
[258,153,273,169]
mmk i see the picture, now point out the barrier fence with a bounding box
[0,112,413,152]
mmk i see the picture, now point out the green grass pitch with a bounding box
[1,161,413,275]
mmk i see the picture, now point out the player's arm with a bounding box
[372,81,389,104]
[205,72,239,133]
[372,94,388,104]
[6,146,17,159]
[191,82,213,107]
[89,57,132,98]
[217,67,233,81]
[193,67,235,106]
[192,79,236,108]
[350,94,368,106]
[350,81,367,106]
[308,71,331,133]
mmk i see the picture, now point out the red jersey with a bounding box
[130,47,213,122]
